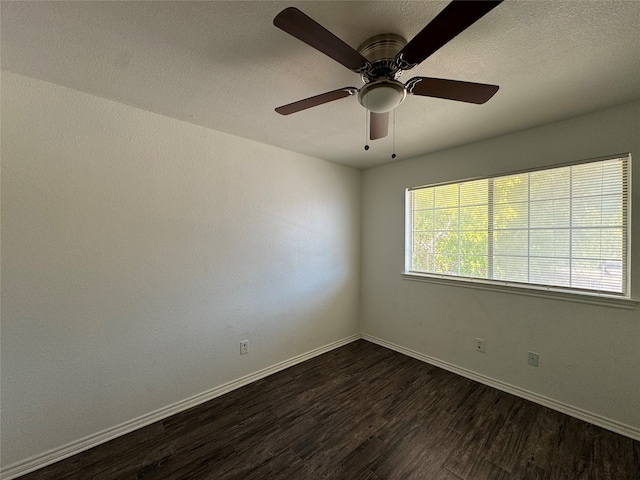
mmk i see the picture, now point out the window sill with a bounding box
[401,272,638,310]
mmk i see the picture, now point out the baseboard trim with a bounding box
[1,333,362,480]
[362,333,640,441]
[6,331,637,479]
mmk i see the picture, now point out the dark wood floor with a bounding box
[18,340,640,480]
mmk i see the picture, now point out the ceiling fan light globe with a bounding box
[358,80,406,113]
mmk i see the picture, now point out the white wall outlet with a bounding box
[475,338,485,353]
[528,351,539,367]
[240,340,249,355]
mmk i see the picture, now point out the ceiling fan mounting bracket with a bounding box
[394,53,418,71]
[404,77,423,93]
[357,33,407,83]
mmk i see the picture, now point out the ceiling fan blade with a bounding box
[395,1,502,70]
[370,112,389,140]
[407,77,499,104]
[275,87,357,115]
[274,7,369,72]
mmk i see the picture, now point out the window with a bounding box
[405,155,631,297]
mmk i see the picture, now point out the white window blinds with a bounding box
[406,155,630,296]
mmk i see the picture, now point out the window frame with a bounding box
[403,154,635,307]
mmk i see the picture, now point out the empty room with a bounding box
[1,1,639,479]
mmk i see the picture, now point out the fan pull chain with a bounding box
[364,102,370,151]
[391,109,397,159]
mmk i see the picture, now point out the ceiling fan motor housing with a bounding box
[357,33,408,82]
[357,34,408,113]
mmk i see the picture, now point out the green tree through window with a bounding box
[407,156,630,296]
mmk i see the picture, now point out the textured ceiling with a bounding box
[2,1,640,169]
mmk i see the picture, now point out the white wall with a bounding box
[361,100,640,435]
[0,71,361,468]
[2,69,638,473]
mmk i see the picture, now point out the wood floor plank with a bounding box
[371,422,461,479]
[485,397,538,473]
[444,390,516,478]
[599,429,640,479]
[134,441,237,480]
[465,460,514,480]
[243,448,311,480]
[544,415,593,479]
[522,405,566,473]
[295,411,388,478]
[327,436,387,479]
[330,467,383,480]
[522,462,548,480]
[16,340,640,480]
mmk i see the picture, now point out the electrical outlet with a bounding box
[528,351,539,367]
[475,338,485,353]
[240,340,249,355]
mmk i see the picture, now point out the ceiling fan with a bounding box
[274,1,502,141]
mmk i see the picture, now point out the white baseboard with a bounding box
[5,332,638,479]
[1,333,362,480]
[362,333,640,442]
